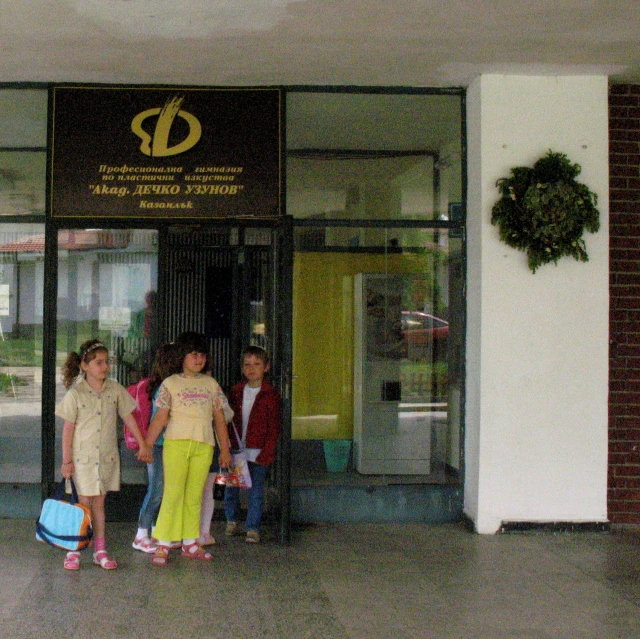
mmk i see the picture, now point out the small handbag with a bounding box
[225,422,252,489]
[36,478,93,551]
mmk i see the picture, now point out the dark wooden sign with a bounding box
[50,86,282,219]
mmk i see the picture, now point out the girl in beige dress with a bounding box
[56,339,152,570]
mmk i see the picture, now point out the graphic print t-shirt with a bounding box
[156,373,225,445]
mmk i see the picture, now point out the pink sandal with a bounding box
[64,551,80,570]
[181,542,212,561]
[152,544,170,567]
[93,550,117,570]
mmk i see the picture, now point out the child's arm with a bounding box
[255,393,283,466]
[145,408,169,448]
[61,419,76,479]
[213,407,232,468]
[122,412,153,463]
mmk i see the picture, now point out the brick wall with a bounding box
[609,84,640,524]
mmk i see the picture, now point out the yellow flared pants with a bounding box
[154,439,213,543]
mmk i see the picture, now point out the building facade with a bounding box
[0,75,616,536]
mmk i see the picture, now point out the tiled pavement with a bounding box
[1,519,640,639]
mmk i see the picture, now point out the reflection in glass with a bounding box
[354,273,447,475]
[288,91,464,490]
[0,89,48,148]
[292,227,463,484]
[0,223,45,482]
[0,152,46,216]
[286,92,462,221]
[55,229,159,483]
[288,154,441,220]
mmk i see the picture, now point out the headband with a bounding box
[80,341,106,359]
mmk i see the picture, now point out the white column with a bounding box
[465,75,610,533]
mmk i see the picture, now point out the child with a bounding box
[56,339,151,570]
[144,332,232,566]
[224,346,282,543]
[198,449,220,546]
[198,396,234,547]
[132,342,183,553]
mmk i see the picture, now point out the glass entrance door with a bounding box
[0,224,46,515]
[160,225,291,542]
[53,228,159,516]
[49,224,291,537]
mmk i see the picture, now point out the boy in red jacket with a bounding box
[224,346,282,543]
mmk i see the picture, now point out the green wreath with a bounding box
[491,150,600,273]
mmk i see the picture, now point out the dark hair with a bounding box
[175,331,210,368]
[241,345,270,367]
[61,338,108,389]
[147,342,183,397]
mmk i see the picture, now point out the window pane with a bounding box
[292,227,463,483]
[0,223,45,483]
[55,229,159,484]
[288,154,441,220]
[0,89,48,147]
[0,152,46,216]
[295,225,453,250]
[287,92,462,220]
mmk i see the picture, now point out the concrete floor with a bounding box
[2,519,640,639]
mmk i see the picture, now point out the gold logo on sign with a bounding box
[131,96,202,157]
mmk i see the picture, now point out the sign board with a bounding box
[99,306,131,332]
[50,86,282,219]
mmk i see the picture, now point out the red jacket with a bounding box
[227,378,282,466]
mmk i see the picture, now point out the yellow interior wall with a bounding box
[292,251,428,440]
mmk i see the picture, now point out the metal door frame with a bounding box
[157,221,293,544]
[41,218,293,543]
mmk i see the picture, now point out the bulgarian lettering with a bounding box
[140,201,194,209]
[185,185,241,195]
[132,185,181,196]
[99,164,183,174]
[184,166,243,185]
[90,185,130,197]
[184,174,235,182]
[181,166,244,194]
[51,87,281,219]
[117,174,175,181]
[88,163,246,215]
[193,167,243,173]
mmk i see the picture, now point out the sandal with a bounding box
[152,544,170,567]
[181,542,212,561]
[64,551,80,570]
[132,536,157,553]
[198,534,216,546]
[93,550,117,570]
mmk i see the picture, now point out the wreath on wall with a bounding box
[491,150,600,273]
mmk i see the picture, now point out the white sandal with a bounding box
[93,550,117,570]
[132,536,157,553]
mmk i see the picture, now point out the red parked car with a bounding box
[400,311,449,357]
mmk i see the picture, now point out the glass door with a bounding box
[0,224,45,513]
[47,223,291,535]
[160,224,291,541]
[53,228,159,516]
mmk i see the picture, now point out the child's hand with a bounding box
[136,443,152,464]
[218,448,232,469]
